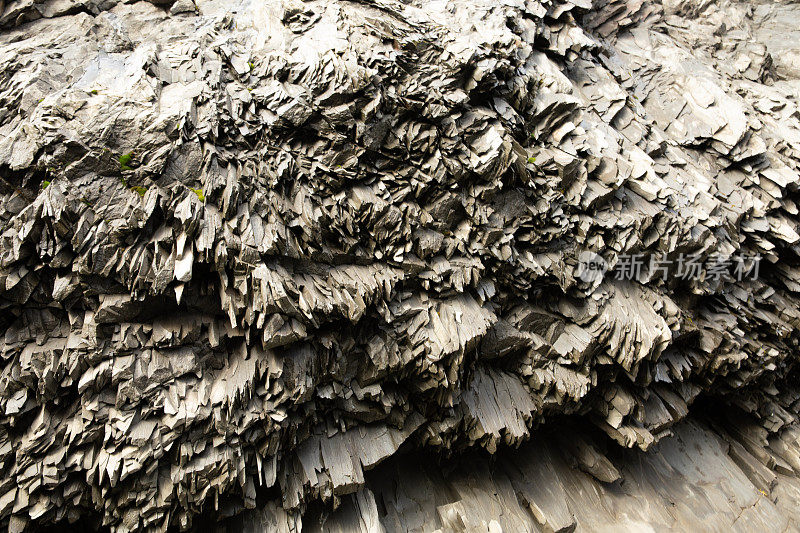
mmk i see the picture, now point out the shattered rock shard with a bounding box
[2,0,800,530]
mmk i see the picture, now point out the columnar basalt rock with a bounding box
[2,0,800,531]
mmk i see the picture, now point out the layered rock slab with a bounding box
[1,0,800,531]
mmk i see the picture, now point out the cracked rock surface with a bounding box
[2,0,800,531]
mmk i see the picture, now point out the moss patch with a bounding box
[118,153,134,171]
[190,188,205,203]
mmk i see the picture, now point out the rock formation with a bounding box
[1,0,800,530]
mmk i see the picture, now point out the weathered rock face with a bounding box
[2,0,800,530]
[296,411,800,533]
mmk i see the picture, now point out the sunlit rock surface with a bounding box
[2,0,800,530]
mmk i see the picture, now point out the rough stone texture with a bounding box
[304,411,800,533]
[1,0,800,531]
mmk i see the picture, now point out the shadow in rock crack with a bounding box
[291,404,800,532]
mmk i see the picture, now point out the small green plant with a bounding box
[90,89,99,95]
[41,180,51,189]
[527,156,536,164]
[190,188,205,203]
[119,153,134,171]
[248,62,255,71]
[132,186,148,197]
